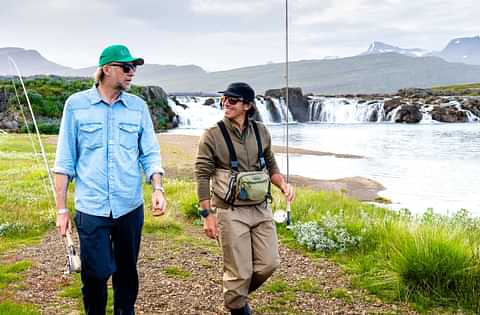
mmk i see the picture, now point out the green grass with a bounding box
[0,134,58,254]
[263,279,290,293]
[3,133,480,313]
[0,260,32,289]
[330,288,353,303]
[275,185,480,313]
[163,266,192,279]
[432,82,480,95]
[0,301,40,315]
[60,273,114,315]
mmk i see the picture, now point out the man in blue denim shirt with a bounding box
[54,45,166,315]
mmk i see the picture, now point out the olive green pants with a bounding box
[216,203,280,310]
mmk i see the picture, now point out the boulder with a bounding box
[431,106,469,123]
[393,105,423,123]
[265,87,309,122]
[383,97,402,114]
[0,89,9,112]
[462,98,480,118]
[170,96,188,109]
[203,98,215,106]
[0,111,19,131]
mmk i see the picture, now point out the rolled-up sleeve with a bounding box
[53,99,77,181]
[195,131,216,201]
[138,102,164,183]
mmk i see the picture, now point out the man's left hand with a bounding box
[282,183,295,203]
[152,191,166,216]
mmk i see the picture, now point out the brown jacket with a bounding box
[195,118,280,208]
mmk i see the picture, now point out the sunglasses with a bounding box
[109,63,137,73]
[222,96,244,105]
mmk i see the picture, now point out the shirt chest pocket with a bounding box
[119,122,139,150]
[79,122,103,150]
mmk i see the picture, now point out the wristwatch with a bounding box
[153,185,165,193]
[199,208,210,218]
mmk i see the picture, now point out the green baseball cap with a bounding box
[98,45,144,66]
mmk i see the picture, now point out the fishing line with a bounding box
[11,78,53,209]
[8,57,81,274]
[8,57,56,204]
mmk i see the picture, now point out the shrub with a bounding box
[292,212,362,252]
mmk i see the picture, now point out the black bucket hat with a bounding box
[219,82,257,116]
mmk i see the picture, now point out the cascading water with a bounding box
[306,96,480,123]
[169,95,294,128]
[169,96,223,129]
[271,98,294,122]
[311,97,385,123]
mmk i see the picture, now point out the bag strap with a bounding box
[217,121,239,172]
[251,121,267,170]
[217,120,268,172]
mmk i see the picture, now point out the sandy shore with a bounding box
[158,134,384,201]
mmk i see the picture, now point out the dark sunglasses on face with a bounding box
[109,63,137,73]
[222,96,244,105]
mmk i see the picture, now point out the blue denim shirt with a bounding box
[54,87,164,218]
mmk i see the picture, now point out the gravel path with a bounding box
[1,223,417,315]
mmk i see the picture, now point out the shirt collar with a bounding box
[88,86,130,108]
[222,117,250,140]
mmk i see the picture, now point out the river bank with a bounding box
[158,134,384,201]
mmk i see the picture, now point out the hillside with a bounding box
[0,77,175,133]
[3,47,480,94]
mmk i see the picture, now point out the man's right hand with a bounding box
[203,215,218,239]
[56,213,72,236]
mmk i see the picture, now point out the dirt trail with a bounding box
[1,225,416,315]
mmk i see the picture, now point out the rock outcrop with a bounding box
[139,86,178,129]
[265,87,310,122]
[431,106,469,122]
[393,104,423,123]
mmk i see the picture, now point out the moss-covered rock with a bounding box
[0,76,177,133]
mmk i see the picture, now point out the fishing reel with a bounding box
[273,202,292,229]
[64,232,81,274]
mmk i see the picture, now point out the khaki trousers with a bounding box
[216,203,280,310]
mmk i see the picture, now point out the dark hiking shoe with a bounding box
[230,303,252,315]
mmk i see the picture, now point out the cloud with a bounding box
[0,0,477,70]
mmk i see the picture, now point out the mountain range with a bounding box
[1,36,480,94]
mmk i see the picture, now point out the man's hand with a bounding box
[282,183,295,203]
[152,190,166,216]
[203,215,218,239]
[56,212,72,236]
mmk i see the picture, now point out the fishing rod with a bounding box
[8,57,81,274]
[273,0,292,228]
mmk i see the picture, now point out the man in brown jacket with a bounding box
[195,82,295,315]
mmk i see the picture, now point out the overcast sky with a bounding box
[1,0,478,71]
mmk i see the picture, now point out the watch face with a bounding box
[200,209,209,218]
[273,210,287,223]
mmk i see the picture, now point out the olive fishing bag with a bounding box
[212,120,271,206]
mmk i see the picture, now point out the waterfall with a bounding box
[309,99,322,121]
[449,100,480,122]
[169,95,294,128]
[271,98,294,122]
[310,97,385,123]
[169,97,223,128]
[255,98,275,124]
[308,97,455,123]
